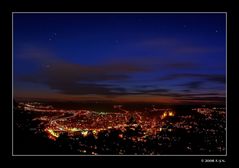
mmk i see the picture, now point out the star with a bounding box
[48,32,57,41]
[183,25,187,28]
[215,30,219,33]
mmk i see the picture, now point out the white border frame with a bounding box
[12,12,227,157]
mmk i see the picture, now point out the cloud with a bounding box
[51,83,126,95]
[17,47,159,96]
[17,47,199,98]
[135,37,224,55]
[106,54,198,71]
[177,96,225,103]
[175,46,224,54]
[133,88,171,96]
[185,93,224,97]
[160,73,225,84]
[164,62,198,69]
[204,74,226,83]
[179,81,204,89]
[16,47,225,104]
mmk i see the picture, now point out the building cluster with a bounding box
[15,102,226,154]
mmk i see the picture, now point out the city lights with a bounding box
[14,101,225,155]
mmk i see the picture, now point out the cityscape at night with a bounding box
[13,13,226,155]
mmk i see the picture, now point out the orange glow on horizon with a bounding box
[15,92,223,104]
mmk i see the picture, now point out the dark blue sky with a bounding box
[13,13,226,103]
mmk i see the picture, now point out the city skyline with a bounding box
[13,13,226,104]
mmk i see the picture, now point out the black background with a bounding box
[1,0,237,167]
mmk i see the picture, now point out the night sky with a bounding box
[13,13,226,104]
